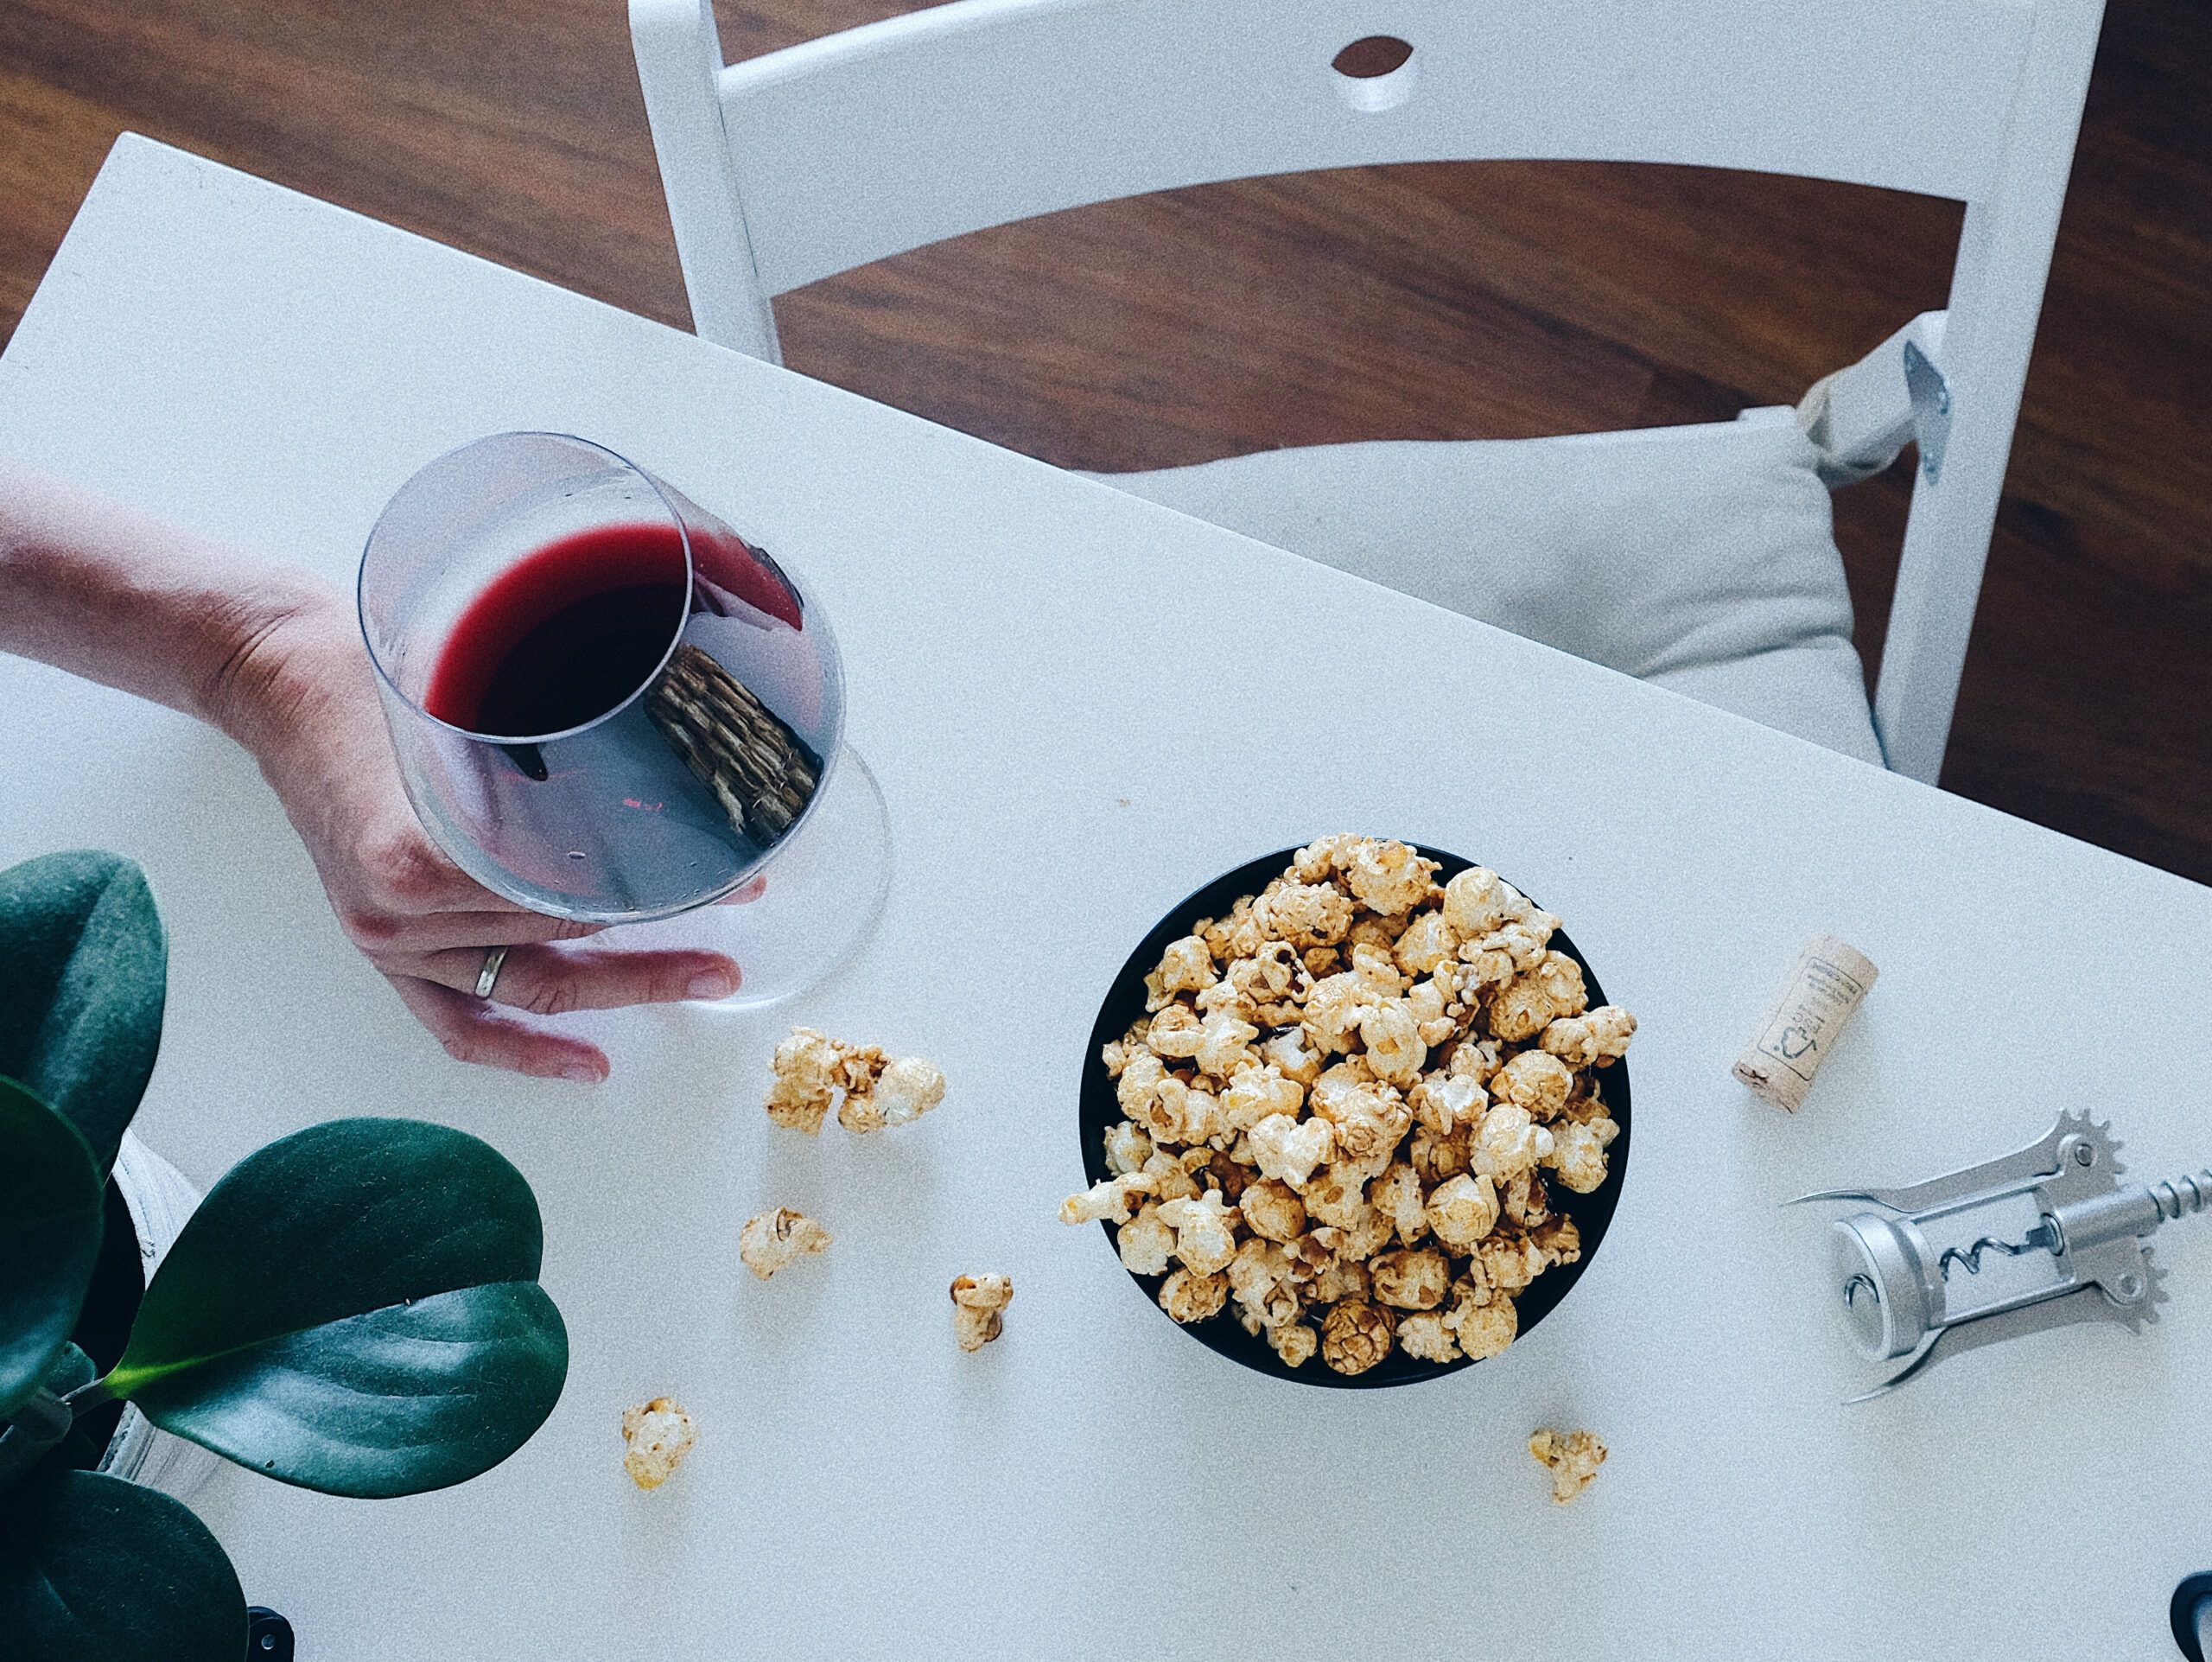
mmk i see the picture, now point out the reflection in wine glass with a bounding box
[359,431,890,1007]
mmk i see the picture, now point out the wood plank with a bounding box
[1,0,2205,882]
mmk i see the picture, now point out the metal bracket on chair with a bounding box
[1795,309,1948,488]
[1902,338,1951,485]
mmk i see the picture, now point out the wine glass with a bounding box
[357,431,892,1009]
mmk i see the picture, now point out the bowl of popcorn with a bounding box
[1066,835,1632,1386]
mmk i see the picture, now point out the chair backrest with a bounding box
[631,0,2107,781]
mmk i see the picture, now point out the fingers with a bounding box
[720,875,767,905]
[391,977,610,1083]
[360,909,608,954]
[405,942,743,1016]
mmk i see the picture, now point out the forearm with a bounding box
[0,458,341,742]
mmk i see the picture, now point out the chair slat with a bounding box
[723,0,2037,295]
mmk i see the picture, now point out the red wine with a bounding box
[424,523,690,736]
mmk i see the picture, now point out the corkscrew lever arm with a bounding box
[1844,1282,2130,1403]
[1788,1114,2080,1215]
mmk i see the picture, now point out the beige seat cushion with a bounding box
[1091,411,1883,765]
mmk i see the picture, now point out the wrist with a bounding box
[197,576,354,758]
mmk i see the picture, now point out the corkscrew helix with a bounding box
[1792,1112,2210,1401]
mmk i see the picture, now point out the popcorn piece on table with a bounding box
[766,1027,844,1134]
[1529,1427,1608,1504]
[739,1207,833,1280]
[620,1397,696,1491]
[950,1273,1014,1351]
[849,1054,947,1132]
[768,1026,945,1135]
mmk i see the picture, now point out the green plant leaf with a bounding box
[106,1118,568,1498]
[0,850,167,1176]
[0,1079,105,1416]
[0,1468,245,1662]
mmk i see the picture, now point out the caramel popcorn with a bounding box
[1066,837,1633,1373]
[1540,1006,1637,1069]
[1157,934,1216,996]
[1103,1119,1154,1175]
[1397,1310,1461,1363]
[1117,1203,1177,1276]
[768,1028,944,1136]
[620,1397,696,1490]
[1157,1192,1239,1276]
[1343,839,1438,915]
[1495,1049,1576,1118]
[1452,1294,1517,1360]
[1255,882,1354,949]
[1159,1267,1230,1323]
[1249,1112,1335,1187]
[1239,1177,1308,1242]
[739,1207,833,1280]
[1545,1118,1618,1194]
[1267,1319,1319,1368]
[867,1056,946,1128]
[766,1027,843,1134]
[1529,1428,1607,1503]
[1370,1247,1452,1310]
[950,1273,1014,1351]
[1060,1174,1153,1226]
[1221,1061,1303,1131]
[1425,1172,1500,1250]
[1471,1104,1549,1183]
[1319,1298,1396,1375]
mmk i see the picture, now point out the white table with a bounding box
[4,136,2209,1661]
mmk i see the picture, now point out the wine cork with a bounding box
[1732,934,1878,1111]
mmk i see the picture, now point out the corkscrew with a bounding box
[1794,1111,2210,1401]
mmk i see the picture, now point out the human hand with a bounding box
[210,587,744,1081]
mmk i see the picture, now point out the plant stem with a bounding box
[60,1377,115,1411]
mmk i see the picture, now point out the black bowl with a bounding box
[1079,844,1630,1388]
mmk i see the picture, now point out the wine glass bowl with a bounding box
[359,432,888,1003]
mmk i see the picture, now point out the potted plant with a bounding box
[0,850,569,1659]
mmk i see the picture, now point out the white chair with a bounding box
[629,0,2105,780]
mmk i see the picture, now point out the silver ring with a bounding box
[474,945,510,1000]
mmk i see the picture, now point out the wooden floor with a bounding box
[3,2,2208,882]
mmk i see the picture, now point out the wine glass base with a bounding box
[612,743,892,1010]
